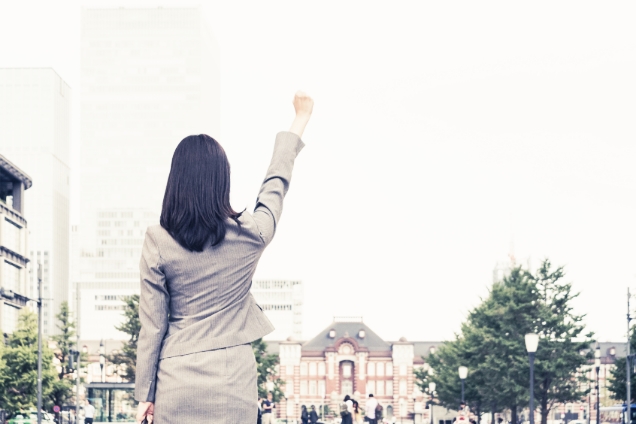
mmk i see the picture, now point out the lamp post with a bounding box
[459,366,468,403]
[525,333,539,424]
[429,382,436,424]
[99,340,105,383]
[595,346,601,424]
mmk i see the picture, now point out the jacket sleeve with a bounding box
[134,229,169,402]
[253,131,305,246]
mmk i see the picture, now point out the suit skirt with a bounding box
[153,343,257,424]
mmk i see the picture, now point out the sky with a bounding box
[1,1,635,343]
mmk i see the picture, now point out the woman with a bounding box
[341,395,354,424]
[135,92,314,424]
[352,399,363,424]
[301,405,309,424]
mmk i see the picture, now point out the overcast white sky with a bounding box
[1,1,635,343]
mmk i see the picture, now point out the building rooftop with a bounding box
[0,154,32,189]
[302,319,391,352]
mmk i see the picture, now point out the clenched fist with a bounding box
[293,91,313,117]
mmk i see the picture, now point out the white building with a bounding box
[251,280,303,341]
[0,68,71,336]
[0,155,31,338]
[77,7,219,341]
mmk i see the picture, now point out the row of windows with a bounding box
[299,362,326,376]
[1,303,19,334]
[3,218,22,254]
[98,230,145,237]
[95,305,126,311]
[298,380,326,397]
[95,295,130,301]
[260,304,292,311]
[2,260,21,292]
[367,380,401,397]
[253,281,300,290]
[368,362,398,377]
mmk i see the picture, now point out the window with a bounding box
[376,379,385,396]
[309,380,317,395]
[300,363,308,376]
[342,363,352,378]
[309,362,317,376]
[368,362,375,376]
[377,362,385,376]
[318,362,326,376]
[367,380,376,395]
[399,379,407,395]
[3,218,22,253]
[3,261,21,292]
[386,363,393,376]
[341,380,353,396]
[386,381,393,396]
[2,303,19,334]
[399,364,407,376]
[300,380,308,395]
[286,365,294,376]
[318,380,326,396]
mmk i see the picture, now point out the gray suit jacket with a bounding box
[135,131,305,402]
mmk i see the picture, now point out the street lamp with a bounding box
[99,340,105,383]
[595,346,601,424]
[525,333,539,424]
[459,366,468,403]
[429,382,436,424]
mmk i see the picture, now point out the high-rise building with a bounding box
[0,154,32,339]
[78,7,220,341]
[0,68,71,336]
[251,280,303,340]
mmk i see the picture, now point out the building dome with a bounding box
[399,336,408,342]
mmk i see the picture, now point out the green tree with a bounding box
[50,301,76,407]
[252,338,285,402]
[107,295,140,382]
[417,260,594,424]
[418,267,537,424]
[0,310,57,417]
[608,328,636,403]
[529,260,594,424]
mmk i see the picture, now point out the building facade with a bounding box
[77,6,219,342]
[273,317,438,422]
[0,68,71,336]
[252,280,303,341]
[0,155,32,338]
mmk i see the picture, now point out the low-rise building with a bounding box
[0,154,31,339]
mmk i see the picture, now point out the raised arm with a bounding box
[252,92,313,245]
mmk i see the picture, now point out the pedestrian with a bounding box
[84,400,95,424]
[257,397,263,424]
[309,405,319,424]
[365,394,379,424]
[301,405,309,424]
[133,91,313,424]
[341,395,353,424]
[262,393,275,424]
[352,400,363,423]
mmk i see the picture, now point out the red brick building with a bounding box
[272,317,439,422]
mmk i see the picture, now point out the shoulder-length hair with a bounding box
[160,134,242,252]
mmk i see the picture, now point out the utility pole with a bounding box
[76,282,81,424]
[628,288,632,419]
[37,262,42,424]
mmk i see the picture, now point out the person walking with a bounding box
[352,399,363,424]
[301,405,309,424]
[309,405,319,424]
[84,400,95,424]
[134,91,314,424]
[365,394,379,424]
[262,393,275,424]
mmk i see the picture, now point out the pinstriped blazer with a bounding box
[134,131,305,402]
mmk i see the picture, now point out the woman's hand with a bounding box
[289,91,313,138]
[293,91,313,118]
[136,401,154,423]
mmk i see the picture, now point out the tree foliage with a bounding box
[50,301,77,407]
[252,338,285,402]
[0,310,58,417]
[608,327,636,403]
[107,294,141,382]
[416,260,594,424]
